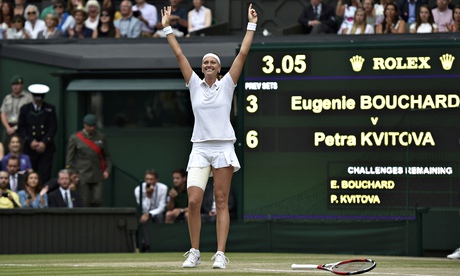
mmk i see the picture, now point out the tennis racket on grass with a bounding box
[291,258,376,275]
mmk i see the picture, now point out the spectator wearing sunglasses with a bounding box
[55,0,75,32]
[102,0,121,21]
[5,14,30,39]
[24,4,45,39]
[85,0,100,31]
[96,8,120,37]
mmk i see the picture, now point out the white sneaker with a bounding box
[211,251,229,269]
[447,247,460,259]
[182,248,201,268]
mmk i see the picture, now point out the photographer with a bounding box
[132,0,158,37]
[0,171,21,208]
[134,169,168,252]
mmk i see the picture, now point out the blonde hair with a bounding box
[45,13,59,25]
[350,8,367,34]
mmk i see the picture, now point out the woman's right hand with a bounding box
[161,6,171,28]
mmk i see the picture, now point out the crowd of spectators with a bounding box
[0,0,213,39]
[2,0,458,39]
[298,0,459,35]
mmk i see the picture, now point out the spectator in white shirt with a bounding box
[410,4,438,33]
[85,0,101,31]
[24,4,45,39]
[132,0,157,37]
[134,169,168,252]
[188,0,212,33]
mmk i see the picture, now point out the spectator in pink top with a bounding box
[432,0,453,32]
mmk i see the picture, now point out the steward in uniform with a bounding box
[17,84,57,183]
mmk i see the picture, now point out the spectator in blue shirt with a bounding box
[114,0,142,38]
[2,134,32,172]
[18,171,48,208]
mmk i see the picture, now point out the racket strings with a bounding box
[334,261,374,273]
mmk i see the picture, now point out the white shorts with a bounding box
[186,140,241,176]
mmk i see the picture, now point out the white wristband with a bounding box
[163,26,173,36]
[247,22,257,31]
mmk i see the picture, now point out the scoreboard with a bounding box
[238,39,460,221]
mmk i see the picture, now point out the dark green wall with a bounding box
[105,128,192,207]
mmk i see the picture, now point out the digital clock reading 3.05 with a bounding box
[261,54,307,74]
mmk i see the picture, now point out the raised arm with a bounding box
[162,6,193,84]
[228,3,258,84]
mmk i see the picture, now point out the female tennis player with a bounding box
[161,3,258,269]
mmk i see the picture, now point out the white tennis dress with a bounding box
[185,71,241,174]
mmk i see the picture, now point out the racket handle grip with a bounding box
[291,264,318,270]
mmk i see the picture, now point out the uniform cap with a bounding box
[83,114,97,126]
[28,84,50,94]
[10,75,24,84]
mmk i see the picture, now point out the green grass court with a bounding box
[0,252,458,275]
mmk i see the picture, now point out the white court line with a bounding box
[0,264,35,267]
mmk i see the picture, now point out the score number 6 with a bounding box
[246,130,258,149]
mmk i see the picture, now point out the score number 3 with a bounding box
[246,95,258,113]
[262,54,307,74]
[246,95,259,149]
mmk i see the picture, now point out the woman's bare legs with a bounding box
[187,186,204,249]
[211,166,233,252]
